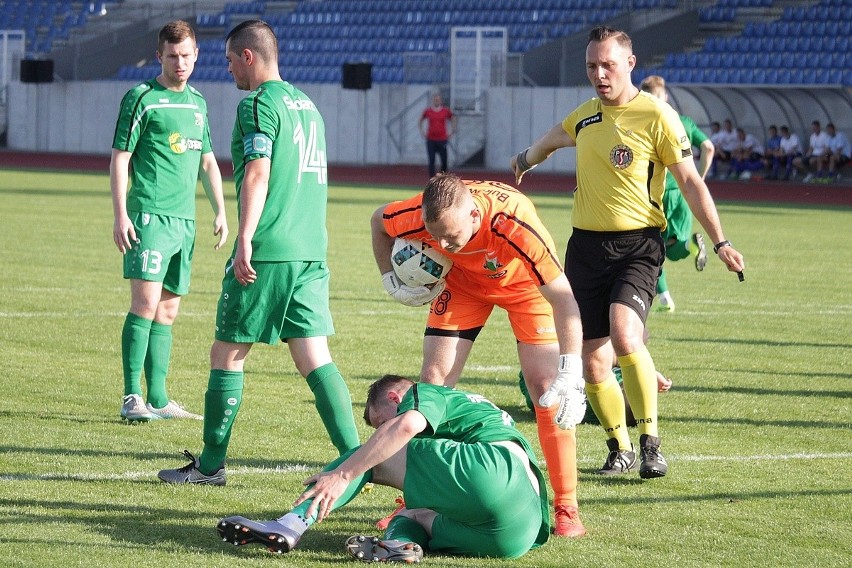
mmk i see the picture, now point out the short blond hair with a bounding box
[640,75,665,92]
[422,173,468,224]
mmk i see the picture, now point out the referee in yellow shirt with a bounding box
[511,26,745,479]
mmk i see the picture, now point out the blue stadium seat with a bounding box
[820,36,836,53]
[771,21,790,36]
[826,69,842,85]
[764,69,778,84]
[788,69,803,84]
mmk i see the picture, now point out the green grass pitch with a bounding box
[0,168,849,567]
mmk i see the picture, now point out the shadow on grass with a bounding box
[665,336,852,350]
[0,497,472,565]
[664,414,849,429]
[670,383,851,398]
[579,487,852,507]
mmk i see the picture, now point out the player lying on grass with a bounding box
[217,374,550,562]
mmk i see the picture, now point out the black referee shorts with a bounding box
[565,227,664,340]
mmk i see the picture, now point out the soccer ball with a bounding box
[390,238,452,288]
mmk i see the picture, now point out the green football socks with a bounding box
[287,447,372,526]
[306,363,360,454]
[618,348,659,437]
[144,320,172,408]
[384,516,428,548]
[121,313,152,396]
[199,369,244,475]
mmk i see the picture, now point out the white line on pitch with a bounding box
[575,451,852,465]
[0,464,312,482]
[2,454,850,482]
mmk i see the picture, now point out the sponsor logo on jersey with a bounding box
[610,144,633,169]
[283,96,317,112]
[576,112,602,135]
[168,132,202,153]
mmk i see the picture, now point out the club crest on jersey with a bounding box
[483,254,503,272]
[195,112,204,127]
[610,144,633,169]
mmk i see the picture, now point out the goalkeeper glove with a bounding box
[538,354,586,430]
[382,271,445,307]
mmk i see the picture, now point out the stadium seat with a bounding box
[764,68,778,84]
[826,69,842,85]
[748,68,766,84]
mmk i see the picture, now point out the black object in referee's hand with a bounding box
[737,271,745,282]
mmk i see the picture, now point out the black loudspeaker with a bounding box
[20,59,54,83]
[342,62,372,90]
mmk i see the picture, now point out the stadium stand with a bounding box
[634,0,851,87]
[0,0,119,57]
[4,0,848,88]
[115,0,681,84]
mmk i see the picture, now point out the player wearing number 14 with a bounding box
[158,20,360,485]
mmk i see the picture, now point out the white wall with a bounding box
[8,80,851,173]
[6,80,437,166]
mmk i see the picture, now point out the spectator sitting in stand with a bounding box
[825,123,851,183]
[729,127,764,180]
[761,125,782,180]
[793,120,831,183]
[708,119,737,179]
[775,125,803,181]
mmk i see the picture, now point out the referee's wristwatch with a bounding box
[713,240,732,254]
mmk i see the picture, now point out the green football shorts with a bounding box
[215,260,335,344]
[123,211,195,295]
[403,438,544,558]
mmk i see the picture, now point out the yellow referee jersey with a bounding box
[562,91,691,232]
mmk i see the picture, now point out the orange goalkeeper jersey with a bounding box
[382,180,564,291]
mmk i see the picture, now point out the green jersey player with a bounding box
[110,19,228,423]
[216,375,550,561]
[158,20,359,486]
[639,75,715,312]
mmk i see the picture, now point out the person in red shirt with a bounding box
[419,92,457,178]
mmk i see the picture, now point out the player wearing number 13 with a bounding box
[158,20,360,485]
[111,20,228,423]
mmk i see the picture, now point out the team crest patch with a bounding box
[610,144,633,169]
